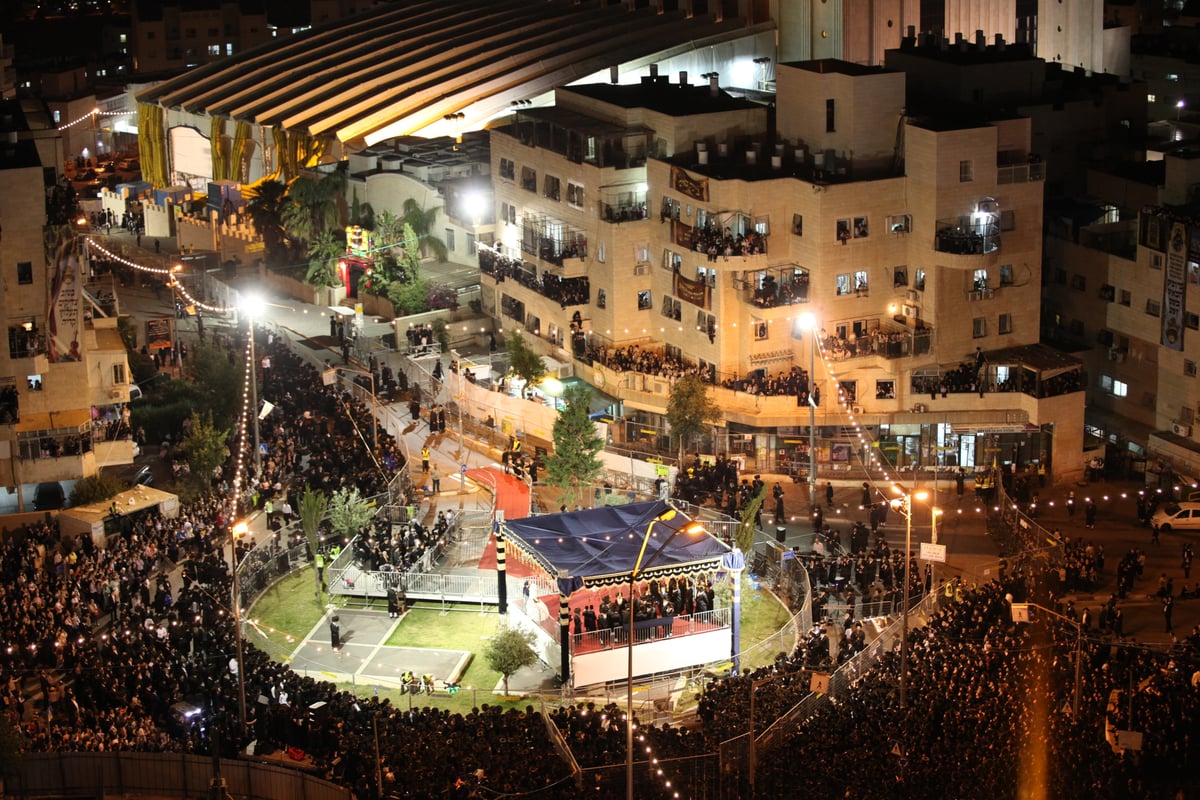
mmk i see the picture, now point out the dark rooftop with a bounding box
[781,58,891,77]
[887,37,1037,65]
[566,78,764,117]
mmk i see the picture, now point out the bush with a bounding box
[70,474,128,507]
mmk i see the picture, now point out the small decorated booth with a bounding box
[501,500,732,688]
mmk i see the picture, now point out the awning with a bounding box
[501,500,730,589]
[16,408,93,432]
[329,306,356,317]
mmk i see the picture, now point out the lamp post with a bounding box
[797,312,818,509]
[626,508,705,800]
[229,521,251,738]
[324,365,378,451]
[890,485,928,710]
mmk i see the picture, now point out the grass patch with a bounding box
[245,565,328,656]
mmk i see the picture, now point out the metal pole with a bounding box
[249,321,261,477]
[369,372,378,452]
[626,565,637,800]
[1074,625,1082,714]
[808,331,817,509]
[749,682,757,798]
[900,497,911,710]
[229,532,248,738]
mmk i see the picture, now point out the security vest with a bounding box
[421,447,430,460]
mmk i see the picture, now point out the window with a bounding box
[207,44,221,55]
[1000,210,1016,231]
[1070,274,1086,291]
[959,160,973,182]
[1151,253,1164,270]
[566,182,584,207]
[1146,299,1162,317]
[225,43,233,56]
[661,296,682,321]
[521,166,537,192]
[854,270,869,293]
[52,109,61,124]
[836,274,853,296]
[697,311,716,342]
[1120,289,1132,307]
[499,158,516,180]
[914,268,926,291]
[500,202,517,226]
[1054,269,1067,285]
[999,313,1013,334]
[663,250,682,272]
[597,289,606,308]
[753,320,768,340]
[637,291,652,311]
[973,269,989,290]
[1188,312,1200,330]
[999,264,1014,286]
[543,175,561,201]
[893,266,908,287]
[1168,73,1180,81]
[16,262,32,285]
[112,363,127,385]
[973,317,987,338]
[886,214,911,233]
[596,243,605,263]
[826,99,836,132]
[1112,380,1128,397]
[836,219,851,243]
[467,233,477,256]
[1148,93,1157,103]
[444,228,455,252]
[853,217,869,238]
[1187,360,1198,378]
[635,243,650,263]
[792,213,803,236]
[1099,283,1116,301]
[875,380,895,399]
[838,380,857,403]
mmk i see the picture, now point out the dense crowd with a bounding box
[2,322,1198,799]
[690,225,767,261]
[477,249,590,306]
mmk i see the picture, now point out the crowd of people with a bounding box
[477,249,590,307]
[689,225,767,261]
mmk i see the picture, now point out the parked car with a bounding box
[1150,501,1200,532]
[33,481,65,511]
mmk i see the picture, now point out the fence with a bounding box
[8,752,351,800]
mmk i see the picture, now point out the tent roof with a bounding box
[502,500,729,588]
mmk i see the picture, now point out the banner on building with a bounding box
[145,317,174,351]
[46,251,84,363]
[670,166,709,202]
[674,271,709,308]
[671,219,695,251]
[1163,221,1187,350]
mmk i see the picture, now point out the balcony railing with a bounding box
[822,325,933,361]
[998,160,1045,184]
[479,250,590,307]
[934,217,1000,256]
[736,269,810,308]
[601,200,649,223]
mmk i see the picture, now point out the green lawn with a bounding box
[246,563,796,714]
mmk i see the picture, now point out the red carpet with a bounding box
[469,466,535,579]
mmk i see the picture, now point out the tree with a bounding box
[304,230,344,288]
[484,626,539,696]
[243,177,291,266]
[70,473,128,506]
[327,486,374,540]
[506,331,546,395]
[187,342,242,429]
[666,374,721,462]
[399,198,449,262]
[545,384,604,508]
[181,410,230,497]
[282,171,345,248]
[388,276,429,316]
[298,485,329,598]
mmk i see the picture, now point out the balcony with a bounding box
[998,160,1046,184]
[934,216,999,256]
[821,323,933,361]
[479,250,590,308]
[736,266,810,309]
[521,215,587,268]
[966,287,996,301]
[601,200,649,223]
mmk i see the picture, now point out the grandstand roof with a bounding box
[136,0,766,147]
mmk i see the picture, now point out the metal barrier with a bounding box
[9,751,351,800]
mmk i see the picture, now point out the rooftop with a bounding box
[567,78,763,117]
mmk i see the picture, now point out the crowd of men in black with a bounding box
[570,576,717,646]
[690,226,767,261]
[477,249,590,307]
[4,325,1198,797]
[349,510,453,576]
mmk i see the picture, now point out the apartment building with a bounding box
[0,99,134,514]
[130,0,271,74]
[485,58,1087,480]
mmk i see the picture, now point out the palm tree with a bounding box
[243,178,291,265]
[305,231,345,287]
[283,171,347,250]
[400,198,449,262]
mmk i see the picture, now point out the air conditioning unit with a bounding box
[633,264,648,276]
[851,405,864,415]
[1173,422,1192,437]
[902,303,918,318]
[912,403,926,413]
[1108,348,1127,363]
[556,363,574,380]
[905,290,920,303]
[109,388,123,399]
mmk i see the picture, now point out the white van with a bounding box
[128,383,143,401]
[1150,501,1200,532]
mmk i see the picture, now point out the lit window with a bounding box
[1148,94,1157,103]
[1113,380,1128,397]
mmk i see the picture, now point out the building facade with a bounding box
[0,100,134,514]
[484,60,1086,481]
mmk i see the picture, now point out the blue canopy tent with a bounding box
[501,500,730,589]
[501,500,731,686]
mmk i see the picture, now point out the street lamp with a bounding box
[797,312,818,509]
[229,520,251,738]
[890,485,928,710]
[626,508,705,800]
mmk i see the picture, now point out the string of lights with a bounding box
[230,333,256,518]
[57,108,133,131]
[84,237,237,314]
